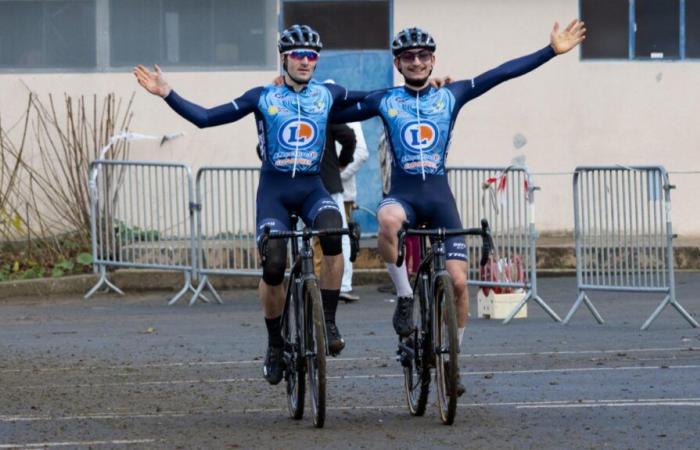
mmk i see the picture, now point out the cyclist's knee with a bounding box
[451,273,467,296]
[378,211,404,235]
[314,209,343,256]
[261,239,287,286]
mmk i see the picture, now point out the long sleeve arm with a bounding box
[447,45,556,107]
[329,90,384,124]
[163,87,261,128]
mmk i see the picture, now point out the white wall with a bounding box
[2,0,699,236]
[394,0,700,236]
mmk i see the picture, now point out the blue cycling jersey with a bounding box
[164,79,360,175]
[332,45,556,177]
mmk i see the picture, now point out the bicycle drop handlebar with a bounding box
[260,223,361,263]
[396,218,494,268]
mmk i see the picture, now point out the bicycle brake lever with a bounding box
[260,225,271,265]
[349,222,361,263]
[479,219,493,266]
[396,225,407,267]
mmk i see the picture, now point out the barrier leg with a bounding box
[641,294,699,331]
[169,272,210,306]
[84,266,124,299]
[563,291,604,324]
[502,291,562,324]
[502,291,530,324]
[186,272,220,306]
[204,277,224,304]
[532,294,562,323]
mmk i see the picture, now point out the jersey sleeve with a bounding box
[446,45,556,107]
[163,86,262,128]
[325,83,370,109]
[329,90,384,124]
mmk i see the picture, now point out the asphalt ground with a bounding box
[1,274,700,449]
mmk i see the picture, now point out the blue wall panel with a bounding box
[313,50,393,233]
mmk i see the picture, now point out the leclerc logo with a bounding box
[400,120,439,151]
[278,118,319,151]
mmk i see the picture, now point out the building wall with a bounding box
[1,0,699,236]
[394,0,700,236]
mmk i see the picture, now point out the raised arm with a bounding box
[448,19,586,106]
[133,64,260,128]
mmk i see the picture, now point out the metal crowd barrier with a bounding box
[85,160,208,305]
[191,166,262,305]
[563,165,698,330]
[447,165,560,324]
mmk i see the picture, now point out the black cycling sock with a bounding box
[321,289,340,324]
[265,315,284,348]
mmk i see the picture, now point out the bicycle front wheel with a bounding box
[305,279,327,428]
[284,288,305,420]
[433,275,459,425]
[402,277,430,416]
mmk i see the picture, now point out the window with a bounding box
[580,0,698,60]
[580,0,628,59]
[0,0,276,71]
[283,1,390,50]
[687,0,700,57]
[0,1,96,69]
[635,0,679,59]
[111,0,275,68]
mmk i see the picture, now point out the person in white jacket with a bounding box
[338,121,368,302]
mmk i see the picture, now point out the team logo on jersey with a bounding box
[400,120,439,151]
[278,118,319,150]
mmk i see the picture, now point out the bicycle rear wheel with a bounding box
[305,279,327,428]
[284,288,305,420]
[402,277,430,416]
[433,275,459,425]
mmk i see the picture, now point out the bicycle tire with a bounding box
[402,276,430,416]
[305,279,327,428]
[284,288,305,420]
[433,275,459,425]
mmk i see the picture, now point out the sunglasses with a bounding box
[398,50,433,64]
[286,50,320,62]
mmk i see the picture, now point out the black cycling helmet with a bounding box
[391,27,436,56]
[278,24,323,53]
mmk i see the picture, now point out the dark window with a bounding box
[110,0,274,68]
[0,1,96,69]
[283,1,390,50]
[581,0,629,59]
[687,0,700,57]
[635,0,680,59]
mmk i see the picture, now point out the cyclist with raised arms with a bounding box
[331,20,586,394]
[134,25,367,385]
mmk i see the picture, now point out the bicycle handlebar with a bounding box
[260,224,362,264]
[396,219,494,268]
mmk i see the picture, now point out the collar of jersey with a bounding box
[282,79,317,94]
[402,84,433,97]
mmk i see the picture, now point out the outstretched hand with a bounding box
[550,19,586,55]
[133,64,171,98]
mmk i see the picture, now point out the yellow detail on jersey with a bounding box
[268,105,279,115]
[388,108,398,117]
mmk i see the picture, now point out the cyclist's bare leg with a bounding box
[319,254,343,290]
[377,203,407,264]
[378,203,416,336]
[259,280,285,319]
[446,260,469,328]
